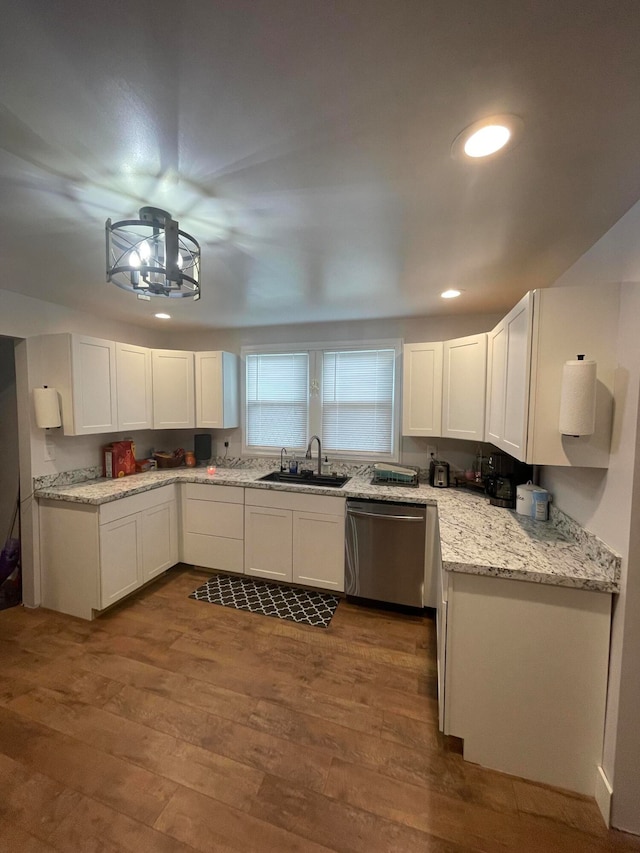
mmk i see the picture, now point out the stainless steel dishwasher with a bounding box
[345,499,426,607]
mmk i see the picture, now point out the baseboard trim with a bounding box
[595,765,613,826]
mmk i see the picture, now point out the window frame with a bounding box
[241,339,402,461]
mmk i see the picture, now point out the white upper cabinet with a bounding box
[195,351,239,429]
[527,285,618,467]
[486,286,618,467]
[485,292,533,460]
[442,333,487,442]
[116,342,152,431]
[402,342,443,437]
[41,334,118,435]
[151,349,195,428]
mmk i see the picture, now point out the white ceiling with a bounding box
[1,0,640,331]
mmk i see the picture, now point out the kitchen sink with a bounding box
[258,471,351,488]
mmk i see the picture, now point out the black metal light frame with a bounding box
[106,206,201,300]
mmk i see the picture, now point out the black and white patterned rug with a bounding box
[189,574,340,628]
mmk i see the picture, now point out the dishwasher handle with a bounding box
[346,508,424,522]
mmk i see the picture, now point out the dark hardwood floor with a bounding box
[0,565,638,852]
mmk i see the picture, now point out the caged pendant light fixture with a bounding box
[106,206,201,300]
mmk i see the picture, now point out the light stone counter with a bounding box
[35,467,621,594]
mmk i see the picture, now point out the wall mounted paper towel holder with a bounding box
[559,354,597,437]
[33,385,62,429]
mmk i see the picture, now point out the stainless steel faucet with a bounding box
[306,435,322,475]
[280,447,288,472]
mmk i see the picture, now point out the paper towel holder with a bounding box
[559,353,597,438]
[33,386,62,429]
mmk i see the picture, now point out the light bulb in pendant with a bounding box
[139,240,151,263]
[129,250,140,286]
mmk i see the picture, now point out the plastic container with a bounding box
[516,482,551,520]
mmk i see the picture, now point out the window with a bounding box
[242,341,400,460]
[245,352,308,448]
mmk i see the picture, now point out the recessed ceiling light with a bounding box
[451,114,524,160]
[155,312,171,319]
[464,125,511,158]
[441,289,462,299]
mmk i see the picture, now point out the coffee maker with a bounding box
[485,451,532,508]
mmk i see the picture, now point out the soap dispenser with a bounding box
[321,455,331,475]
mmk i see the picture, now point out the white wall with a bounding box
[165,312,503,353]
[541,199,640,833]
[0,288,166,346]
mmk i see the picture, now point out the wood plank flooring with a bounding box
[1,565,639,852]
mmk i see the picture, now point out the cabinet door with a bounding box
[116,342,152,431]
[502,293,532,460]
[99,514,142,608]
[141,501,178,581]
[485,292,532,461]
[195,351,239,429]
[292,511,344,591]
[70,336,118,434]
[152,349,195,428]
[485,321,507,447]
[402,342,443,436]
[244,505,292,581]
[442,334,487,441]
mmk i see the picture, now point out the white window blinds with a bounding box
[246,352,309,448]
[322,349,396,454]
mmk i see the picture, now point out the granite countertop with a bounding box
[35,467,621,594]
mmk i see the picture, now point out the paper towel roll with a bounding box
[34,387,61,428]
[559,357,596,436]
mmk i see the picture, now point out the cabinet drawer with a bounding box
[185,498,244,539]
[244,487,345,516]
[99,485,177,524]
[182,532,244,573]
[183,483,244,504]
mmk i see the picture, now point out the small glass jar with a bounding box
[185,451,196,468]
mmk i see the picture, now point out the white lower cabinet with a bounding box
[142,501,178,581]
[100,500,178,608]
[40,485,178,620]
[244,489,346,591]
[99,513,142,608]
[292,511,344,591]
[181,484,244,573]
[441,569,611,796]
[244,505,293,581]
